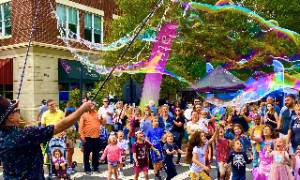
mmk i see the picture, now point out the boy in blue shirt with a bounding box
[147,118,164,179]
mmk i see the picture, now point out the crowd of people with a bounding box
[2,93,300,180]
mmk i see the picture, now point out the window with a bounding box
[84,13,103,43]
[0,84,13,100]
[0,2,11,37]
[56,4,79,38]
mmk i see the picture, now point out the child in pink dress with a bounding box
[294,145,300,180]
[252,125,274,180]
[252,142,273,180]
[100,135,122,180]
[267,138,293,180]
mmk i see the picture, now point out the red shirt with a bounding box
[132,141,152,167]
[216,138,230,162]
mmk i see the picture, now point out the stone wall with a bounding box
[0,45,74,120]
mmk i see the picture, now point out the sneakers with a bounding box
[93,169,101,174]
[85,171,92,175]
[119,170,124,178]
[155,174,162,180]
[67,167,73,174]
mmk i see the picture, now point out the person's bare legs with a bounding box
[61,163,67,177]
[154,162,162,177]
[108,165,112,180]
[143,169,149,180]
[218,162,226,180]
[61,163,66,170]
[134,172,139,180]
[54,163,59,176]
[113,167,118,180]
[67,147,74,166]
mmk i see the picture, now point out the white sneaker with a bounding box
[119,171,124,177]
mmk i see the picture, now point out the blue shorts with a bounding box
[108,161,119,168]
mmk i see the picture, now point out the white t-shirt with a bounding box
[187,121,201,133]
[184,108,193,121]
[190,142,208,173]
[118,139,129,151]
[99,105,114,125]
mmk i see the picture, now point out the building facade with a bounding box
[0,0,118,120]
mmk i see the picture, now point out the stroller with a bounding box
[47,137,71,179]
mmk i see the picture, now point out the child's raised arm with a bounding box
[208,126,219,145]
[265,146,273,158]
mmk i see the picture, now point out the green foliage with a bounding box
[98,0,300,100]
[59,101,67,111]
[70,89,81,107]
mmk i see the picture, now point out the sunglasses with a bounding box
[103,101,109,103]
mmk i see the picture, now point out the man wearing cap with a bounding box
[0,96,92,179]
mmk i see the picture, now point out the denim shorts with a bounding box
[108,161,119,168]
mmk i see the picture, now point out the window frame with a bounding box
[84,13,103,43]
[0,1,11,37]
[0,84,13,100]
[56,3,80,39]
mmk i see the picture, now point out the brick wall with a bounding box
[0,0,118,49]
[72,0,118,20]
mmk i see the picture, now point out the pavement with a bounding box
[0,147,253,179]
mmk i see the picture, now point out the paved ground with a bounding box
[0,147,253,179]
[0,163,252,180]
[69,163,252,180]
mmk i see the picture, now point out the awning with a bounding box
[0,59,13,85]
[58,59,104,83]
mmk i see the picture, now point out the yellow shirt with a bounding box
[41,109,64,126]
[250,124,265,151]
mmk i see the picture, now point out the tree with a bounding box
[97,0,300,100]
